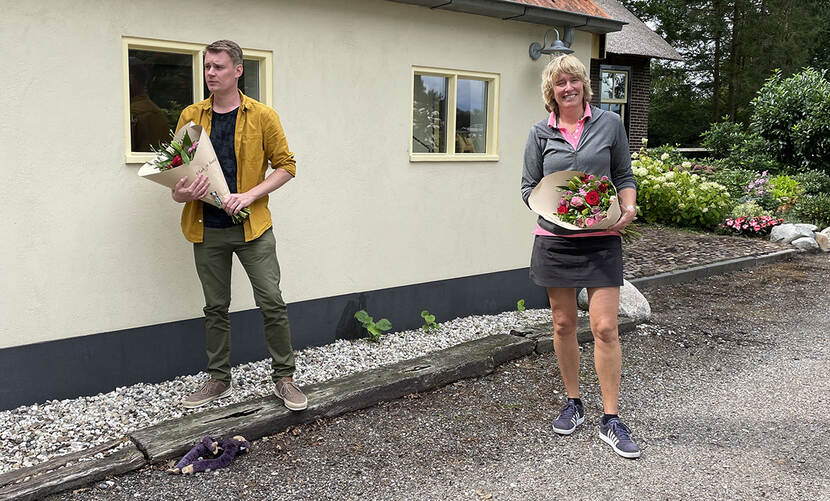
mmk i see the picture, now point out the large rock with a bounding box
[770,223,814,244]
[820,226,830,237]
[791,236,819,251]
[577,280,651,321]
[815,232,830,252]
[795,223,819,232]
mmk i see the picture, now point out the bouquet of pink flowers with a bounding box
[556,174,616,228]
[138,123,250,223]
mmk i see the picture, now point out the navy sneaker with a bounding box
[552,399,585,435]
[598,417,641,458]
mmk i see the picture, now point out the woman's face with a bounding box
[553,72,584,112]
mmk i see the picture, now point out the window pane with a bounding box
[600,103,624,117]
[412,75,448,153]
[202,58,260,101]
[601,71,628,101]
[601,72,615,100]
[129,49,193,151]
[456,79,488,154]
[241,60,260,100]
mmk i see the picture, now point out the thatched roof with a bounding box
[592,0,682,60]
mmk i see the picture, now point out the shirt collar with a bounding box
[199,89,252,111]
[548,102,592,128]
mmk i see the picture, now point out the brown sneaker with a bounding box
[274,378,308,411]
[181,378,232,409]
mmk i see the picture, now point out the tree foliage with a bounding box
[621,0,830,146]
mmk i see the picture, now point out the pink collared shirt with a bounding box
[533,103,618,238]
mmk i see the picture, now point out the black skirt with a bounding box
[530,235,623,288]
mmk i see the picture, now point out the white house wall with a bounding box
[0,0,595,349]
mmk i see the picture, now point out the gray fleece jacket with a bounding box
[521,106,636,215]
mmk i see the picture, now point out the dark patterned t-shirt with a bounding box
[204,108,239,228]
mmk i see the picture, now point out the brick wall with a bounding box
[590,54,651,153]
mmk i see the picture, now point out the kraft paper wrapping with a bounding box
[528,170,622,231]
[137,122,229,209]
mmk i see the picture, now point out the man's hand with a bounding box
[172,174,209,203]
[608,205,637,233]
[222,192,256,215]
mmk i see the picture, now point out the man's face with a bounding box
[204,50,242,95]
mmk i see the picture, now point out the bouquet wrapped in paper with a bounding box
[528,170,622,233]
[137,122,249,223]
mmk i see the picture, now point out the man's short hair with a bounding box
[205,40,243,67]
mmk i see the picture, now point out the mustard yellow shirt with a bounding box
[176,91,296,243]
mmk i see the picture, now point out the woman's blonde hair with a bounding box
[541,54,593,114]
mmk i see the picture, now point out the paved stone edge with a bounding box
[0,333,539,500]
[629,248,800,289]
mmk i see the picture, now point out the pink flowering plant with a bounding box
[720,215,783,236]
[556,174,616,228]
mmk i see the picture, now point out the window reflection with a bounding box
[128,49,193,151]
[412,75,448,153]
[456,79,488,154]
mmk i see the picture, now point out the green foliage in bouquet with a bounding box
[420,310,438,331]
[793,170,830,196]
[151,130,197,171]
[631,146,733,230]
[789,194,830,229]
[354,310,392,343]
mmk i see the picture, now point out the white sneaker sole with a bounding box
[598,430,641,458]
[552,415,585,435]
[181,384,233,409]
[274,389,308,411]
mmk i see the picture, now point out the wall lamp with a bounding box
[529,27,574,59]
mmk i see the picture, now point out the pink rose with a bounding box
[584,217,596,227]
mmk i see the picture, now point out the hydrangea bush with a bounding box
[632,144,734,229]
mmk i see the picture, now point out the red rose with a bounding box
[585,190,600,205]
[557,204,569,214]
[598,183,608,193]
[171,155,183,167]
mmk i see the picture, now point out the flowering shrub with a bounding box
[728,201,770,219]
[741,170,778,211]
[632,146,734,229]
[790,194,830,229]
[720,215,783,236]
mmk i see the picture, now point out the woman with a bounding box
[520,55,640,459]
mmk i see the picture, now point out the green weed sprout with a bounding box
[517,299,526,312]
[420,310,438,331]
[354,310,392,342]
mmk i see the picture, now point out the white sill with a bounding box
[124,152,157,165]
[409,153,500,163]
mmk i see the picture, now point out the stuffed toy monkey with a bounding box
[169,435,251,474]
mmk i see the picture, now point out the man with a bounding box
[172,40,306,411]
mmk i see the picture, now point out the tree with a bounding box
[621,0,829,145]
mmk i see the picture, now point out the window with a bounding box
[599,67,630,131]
[122,37,273,163]
[411,67,499,161]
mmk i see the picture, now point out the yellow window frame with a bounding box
[410,66,500,162]
[122,36,273,164]
[599,69,629,105]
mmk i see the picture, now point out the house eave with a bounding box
[387,0,626,34]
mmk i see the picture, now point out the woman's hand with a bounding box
[608,205,637,232]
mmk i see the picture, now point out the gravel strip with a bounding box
[0,308,561,474]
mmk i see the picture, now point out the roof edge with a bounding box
[387,0,626,33]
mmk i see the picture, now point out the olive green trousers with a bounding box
[194,226,295,383]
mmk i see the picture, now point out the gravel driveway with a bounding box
[48,252,829,501]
